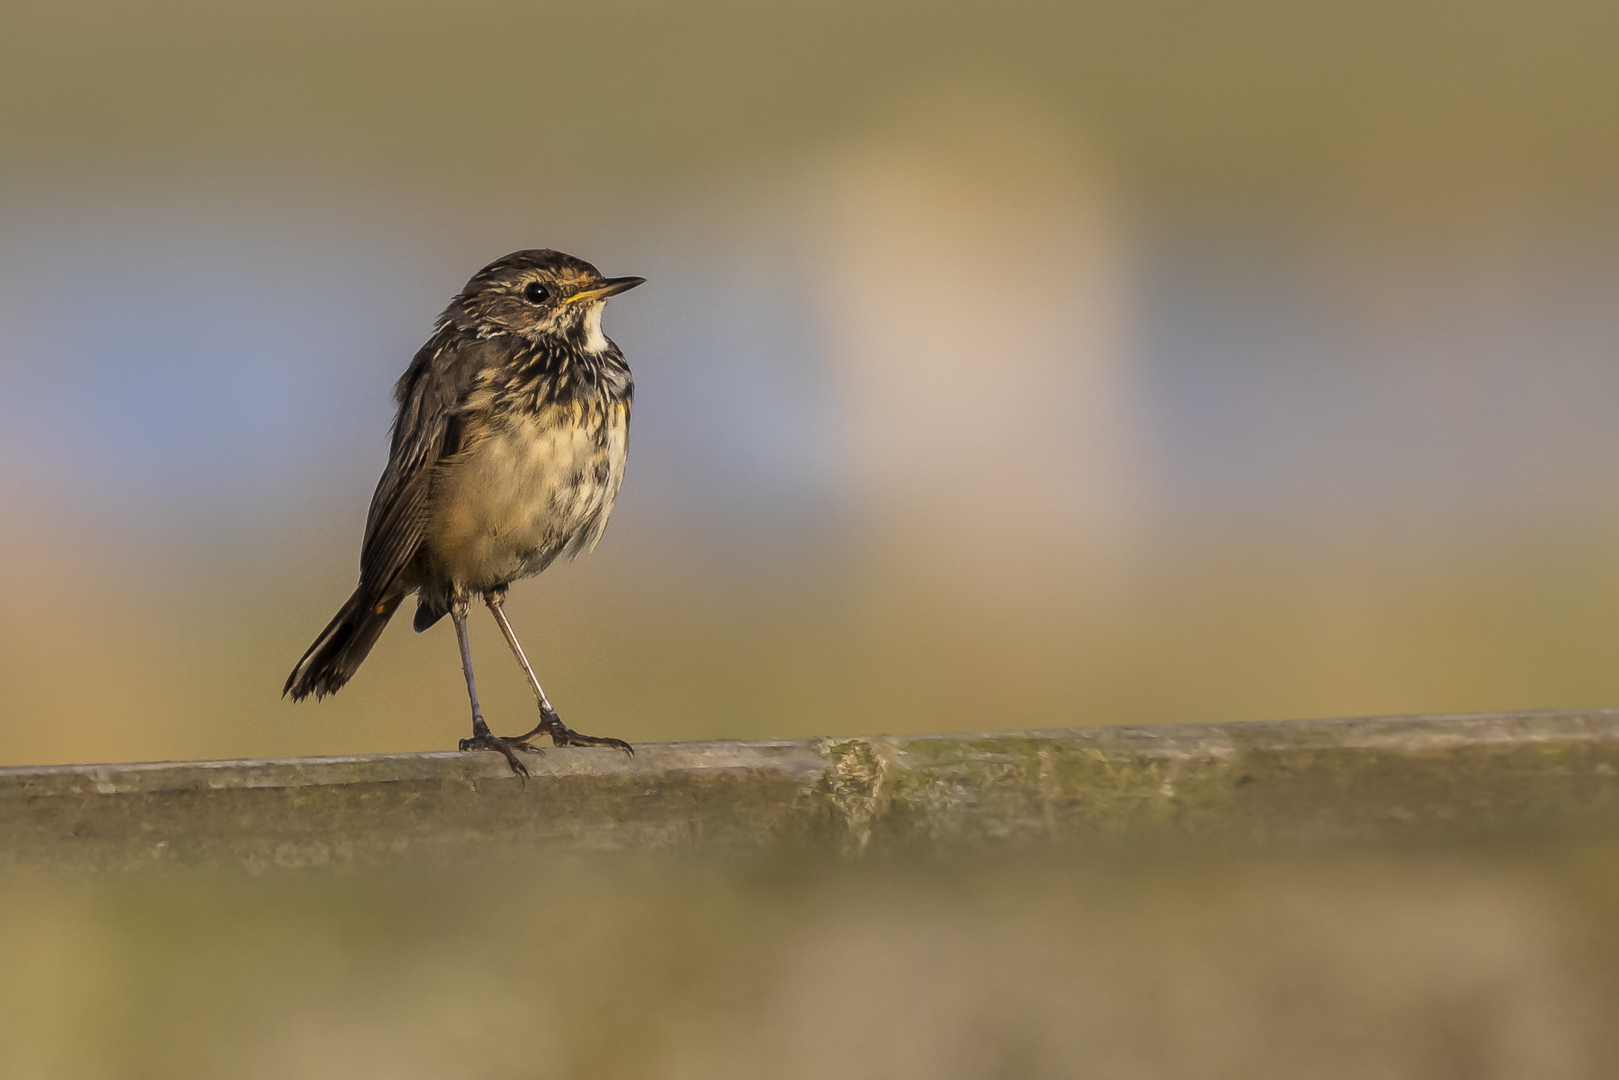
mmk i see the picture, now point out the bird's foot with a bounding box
[518,705,635,758]
[549,726,635,756]
[459,722,545,779]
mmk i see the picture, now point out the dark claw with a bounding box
[511,705,635,758]
[459,733,532,781]
[551,731,635,758]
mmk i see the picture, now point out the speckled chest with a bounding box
[424,349,632,590]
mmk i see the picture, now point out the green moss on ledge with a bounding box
[5,711,1619,873]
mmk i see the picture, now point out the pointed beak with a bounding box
[567,275,646,304]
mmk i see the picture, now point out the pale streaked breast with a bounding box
[424,399,630,590]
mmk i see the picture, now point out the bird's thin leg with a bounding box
[452,586,529,778]
[484,587,634,757]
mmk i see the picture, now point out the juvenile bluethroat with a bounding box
[284,250,644,776]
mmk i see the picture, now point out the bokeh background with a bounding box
[4,0,1619,764]
[10,4,1619,1078]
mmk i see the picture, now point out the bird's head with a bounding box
[444,249,644,348]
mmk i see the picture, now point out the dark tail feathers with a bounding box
[284,589,402,701]
[413,594,449,633]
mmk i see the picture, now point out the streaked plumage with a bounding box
[284,249,643,774]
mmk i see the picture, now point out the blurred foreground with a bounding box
[6,712,1616,1077]
[5,844,1619,1079]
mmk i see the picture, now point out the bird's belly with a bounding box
[424,402,629,589]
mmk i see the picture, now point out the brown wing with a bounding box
[355,328,499,603]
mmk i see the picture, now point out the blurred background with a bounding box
[4,0,1619,765]
[10,4,1619,1077]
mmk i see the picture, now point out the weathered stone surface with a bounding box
[4,710,1619,872]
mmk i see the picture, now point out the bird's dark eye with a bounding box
[523,281,550,304]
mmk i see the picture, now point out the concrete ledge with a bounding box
[5,709,1619,872]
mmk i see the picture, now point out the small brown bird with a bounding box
[284,250,644,776]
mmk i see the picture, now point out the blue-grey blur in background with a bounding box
[4,0,1619,766]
